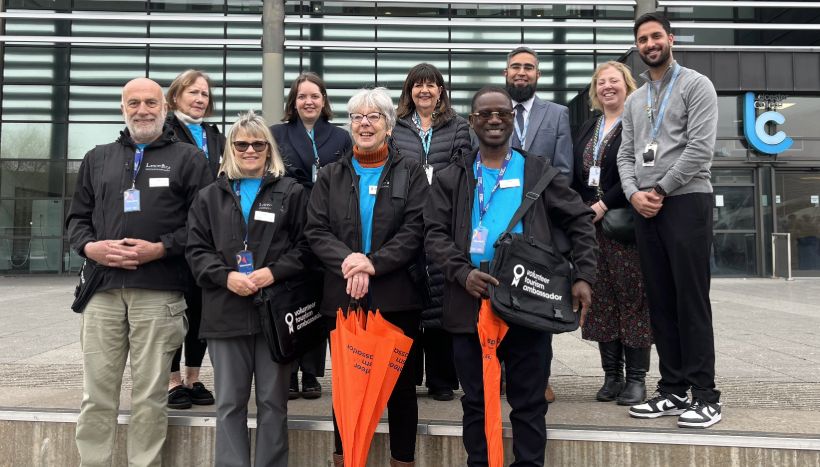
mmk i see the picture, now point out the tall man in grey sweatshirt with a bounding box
[617,12,722,429]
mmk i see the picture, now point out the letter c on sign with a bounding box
[743,92,793,155]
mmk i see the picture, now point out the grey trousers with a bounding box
[208,334,289,467]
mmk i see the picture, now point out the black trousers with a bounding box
[633,192,720,403]
[291,338,327,377]
[329,311,420,463]
[422,328,459,390]
[171,285,207,372]
[453,325,551,467]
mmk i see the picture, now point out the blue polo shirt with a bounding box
[352,158,385,254]
[470,149,525,267]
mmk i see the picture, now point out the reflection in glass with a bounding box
[69,86,124,122]
[2,85,68,122]
[3,46,58,83]
[712,233,757,276]
[1,123,56,159]
[774,172,820,274]
[67,124,125,159]
[0,199,63,273]
[70,48,146,85]
[0,161,65,198]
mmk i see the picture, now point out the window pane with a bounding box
[0,199,64,273]
[67,124,124,159]
[0,123,64,160]
[69,86,123,122]
[3,46,62,84]
[0,160,65,198]
[149,49,227,86]
[70,47,147,85]
[712,233,757,276]
[713,186,755,231]
[2,85,68,122]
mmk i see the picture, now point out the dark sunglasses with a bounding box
[469,110,515,122]
[232,140,268,152]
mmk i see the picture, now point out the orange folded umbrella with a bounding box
[331,306,379,467]
[477,299,509,467]
[355,311,413,465]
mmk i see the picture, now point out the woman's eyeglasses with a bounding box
[349,112,383,124]
[232,140,269,152]
[469,110,515,122]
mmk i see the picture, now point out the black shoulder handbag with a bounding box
[488,167,579,334]
[71,259,103,313]
[255,272,326,363]
[252,177,327,363]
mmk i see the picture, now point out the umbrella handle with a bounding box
[346,297,360,316]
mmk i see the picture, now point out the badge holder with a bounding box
[470,226,489,254]
[642,142,658,167]
[424,164,434,185]
[236,249,254,275]
[124,188,141,212]
[587,166,601,187]
[312,164,319,183]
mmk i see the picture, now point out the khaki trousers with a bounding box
[75,288,187,467]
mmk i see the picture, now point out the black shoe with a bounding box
[289,373,300,400]
[428,388,455,401]
[678,398,722,429]
[168,385,192,410]
[301,373,322,400]
[189,382,215,405]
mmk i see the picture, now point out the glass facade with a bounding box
[1,0,819,274]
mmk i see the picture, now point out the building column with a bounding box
[262,0,285,123]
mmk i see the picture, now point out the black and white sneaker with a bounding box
[678,398,722,428]
[629,392,690,419]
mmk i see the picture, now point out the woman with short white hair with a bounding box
[305,88,429,467]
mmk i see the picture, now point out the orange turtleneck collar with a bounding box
[353,143,389,168]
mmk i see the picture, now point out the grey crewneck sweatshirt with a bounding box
[617,61,718,200]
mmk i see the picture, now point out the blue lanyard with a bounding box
[592,115,621,166]
[646,64,681,143]
[233,180,263,247]
[306,128,320,167]
[412,112,433,162]
[475,149,513,223]
[131,147,144,188]
[513,106,529,148]
[201,128,209,159]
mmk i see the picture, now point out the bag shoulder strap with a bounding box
[499,165,558,238]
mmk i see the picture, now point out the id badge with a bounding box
[642,142,658,167]
[368,185,378,196]
[312,164,319,183]
[588,166,601,187]
[123,188,141,212]
[424,164,434,185]
[469,226,489,255]
[236,250,254,275]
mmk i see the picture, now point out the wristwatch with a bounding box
[653,184,667,196]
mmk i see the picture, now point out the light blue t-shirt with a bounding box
[186,123,207,158]
[237,178,263,225]
[470,150,525,267]
[136,143,148,150]
[352,158,385,254]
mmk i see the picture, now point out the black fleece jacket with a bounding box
[186,174,312,338]
[424,148,598,334]
[66,127,212,292]
[305,143,429,316]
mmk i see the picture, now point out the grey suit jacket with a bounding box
[512,95,573,176]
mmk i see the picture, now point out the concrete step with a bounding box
[2,408,819,467]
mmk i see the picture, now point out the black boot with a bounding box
[617,346,650,406]
[596,341,624,402]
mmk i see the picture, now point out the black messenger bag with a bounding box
[255,273,326,363]
[488,167,579,334]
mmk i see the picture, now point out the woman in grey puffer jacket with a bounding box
[390,63,471,401]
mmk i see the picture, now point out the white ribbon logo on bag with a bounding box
[511,264,562,302]
[285,313,295,334]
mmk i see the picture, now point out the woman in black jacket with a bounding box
[164,69,225,409]
[270,72,350,399]
[187,111,310,467]
[570,61,652,406]
[391,63,470,402]
[305,87,428,467]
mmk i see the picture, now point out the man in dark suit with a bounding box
[504,46,573,177]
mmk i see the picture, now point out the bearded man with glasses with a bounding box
[425,86,597,466]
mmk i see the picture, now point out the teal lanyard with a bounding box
[412,112,433,164]
[592,115,621,166]
[646,64,681,143]
[306,128,319,168]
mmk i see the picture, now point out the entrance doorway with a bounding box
[774,171,820,276]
